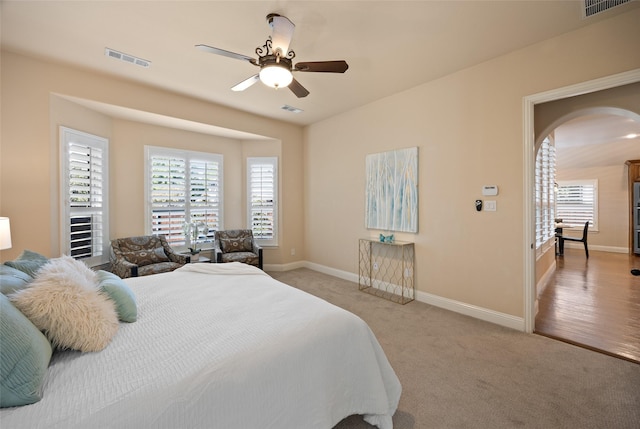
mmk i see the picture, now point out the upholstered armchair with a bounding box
[110,235,189,278]
[213,229,263,270]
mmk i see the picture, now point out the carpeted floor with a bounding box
[268,268,640,429]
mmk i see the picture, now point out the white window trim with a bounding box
[144,146,223,250]
[59,126,109,266]
[556,179,599,232]
[247,157,278,247]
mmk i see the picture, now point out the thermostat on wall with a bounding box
[482,185,499,196]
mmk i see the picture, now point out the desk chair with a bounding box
[558,221,590,259]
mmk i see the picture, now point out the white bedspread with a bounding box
[1,263,401,428]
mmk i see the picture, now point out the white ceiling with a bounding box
[2,0,639,127]
[555,114,640,169]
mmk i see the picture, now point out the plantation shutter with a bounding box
[150,154,187,244]
[556,180,597,229]
[61,127,109,264]
[247,157,277,246]
[535,137,556,249]
[190,158,220,240]
[146,147,223,247]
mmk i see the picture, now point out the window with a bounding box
[535,137,556,250]
[556,179,598,231]
[60,127,109,265]
[247,157,278,246]
[145,146,222,247]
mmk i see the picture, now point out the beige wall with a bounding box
[304,9,640,317]
[0,51,304,265]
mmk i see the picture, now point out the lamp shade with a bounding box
[259,64,293,89]
[0,217,11,250]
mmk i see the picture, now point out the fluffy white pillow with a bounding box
[10,255,119,352]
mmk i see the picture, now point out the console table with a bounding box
[358,239,415,304]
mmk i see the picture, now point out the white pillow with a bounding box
[10,255,119,352]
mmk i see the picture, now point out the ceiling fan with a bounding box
[196,13,348,98]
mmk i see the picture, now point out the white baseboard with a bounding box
[414,290,525,331]
[269,261,525,332]
[303,261,360,283]
[263,261,306,272]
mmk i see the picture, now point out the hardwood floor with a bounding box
[535,248,640,363]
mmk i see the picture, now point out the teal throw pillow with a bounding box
[0,294,52,408]
[4,250,49,278]
[97,270,138,323]
[0,265,33,295]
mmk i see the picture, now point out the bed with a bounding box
[1,262,401,428]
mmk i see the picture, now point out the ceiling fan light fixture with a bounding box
[259,63,293,89]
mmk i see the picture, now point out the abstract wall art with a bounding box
[365,147,418,233]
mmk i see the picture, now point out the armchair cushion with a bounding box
[122,248,170,267]
[220,237,253,253]
[220,252,260,266]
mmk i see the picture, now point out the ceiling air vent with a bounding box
[105,48,151,68]
[281,105,304,114]
[583,0,632,18]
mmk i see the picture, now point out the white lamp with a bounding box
[0,217,12,250]
[259,63,293,89]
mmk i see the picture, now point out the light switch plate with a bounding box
[484,200,497,211]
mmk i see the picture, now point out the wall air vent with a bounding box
[583,0,632,18]
[105,48,151,68]
[281,105,304,114]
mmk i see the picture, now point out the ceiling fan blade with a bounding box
[195,44,256,64]
[295,60,349,73]
[267,14,295,55]
[288,78,309,98]
[231,74,260,92]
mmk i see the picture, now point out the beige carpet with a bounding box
[268,268,640,429]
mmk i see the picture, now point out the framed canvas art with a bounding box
[365,147,418,233]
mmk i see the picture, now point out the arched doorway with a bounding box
[522,69,640,336]
[532,109,640,362]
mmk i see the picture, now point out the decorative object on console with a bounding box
[365,147,418,233]
[379,233,394,243]
[214,229,263,269]
[110,235,189,278]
